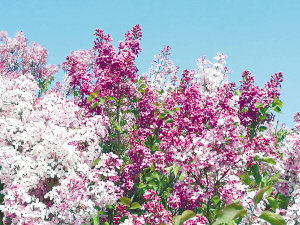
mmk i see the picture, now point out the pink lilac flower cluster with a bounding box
[62,25,142,115]
[0,31,59,96]
[1,25,300,225]
[238,70,283,127]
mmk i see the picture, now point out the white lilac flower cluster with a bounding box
[0,69,121,224]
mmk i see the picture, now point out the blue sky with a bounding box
[1,0,299,128]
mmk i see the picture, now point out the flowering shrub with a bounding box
[0,25,299,225]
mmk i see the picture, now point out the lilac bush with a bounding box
[0,25,299,225]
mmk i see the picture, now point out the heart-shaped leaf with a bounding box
[99,96,105,105]
[250,164,261,186]
[254,186,271,206]
[172,215,181,225]
[91,215,99,225]
[90,101,98,109]
[130,202,141,209]
[120,197,131,207]
[165,118,173,123]
[266,197,279,210]
[233,209,247,220]
[213,203,244,225]
[259,211,286,225]
[180,210,196,224]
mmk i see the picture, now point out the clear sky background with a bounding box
[1,0,299,128]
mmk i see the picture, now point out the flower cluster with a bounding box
[0,26,299,225]
[0,31,59,96]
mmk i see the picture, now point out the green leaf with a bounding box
[278,195,291,209]
[234,90,241,96]
[91,215,99,225]
[151,172,161,181]
[233,209,247,220]
[254,186,271,206]
[265,185,273,196]
[97,210,105,215]
[90,102,98,109]
[254,156,276,165]
[148,181,157,187]
[213,203,244,225]
[174,166,180,178]
[165,165,173,173]
[228,221,237,225]
[113,121,121,132]
[212,195,220,205]
[271,105,282,114]
[258,126,267,132]
[240,174,254,186]
[99,96,105,105]
[87,90,100,103]
[129,109,140,118]
[259,107,269,116]
[120,197,131,207]
[165,118,173,123]
[180,210,196,224]
[269,173,282,184]
[167,110,174,116]
[145,176,152,181]
[140,84,146,88]
[158,113,166,120]
[255,102,263,108]
[87,94,95,103]
[179,173,184,181]
[250,164,261,186]
[120,216,128,223]
[93,158,100,167]
[259,211,286,225]
[274,99,283,108]
[138,183,146,188]
[138,88,145,93]
[108,96,116,101]
[130,202,141,209]
[172,215,181,225]
[266,197,279,210]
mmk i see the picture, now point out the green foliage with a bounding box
[120,197,131,207]
[259,211,286,225]
[277,194,291,209]
[270,95,283,114]
[250,163,261,186]
[90,101,98,109]
[254,156,276,165]
[212,196,221,205]
[91,215,100,225]
[87,90,100,103]
[266,197,279,211]
[254,186,271,206]
[213,203,245,225]
[172,210,196,225]
[130,202,141,210]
